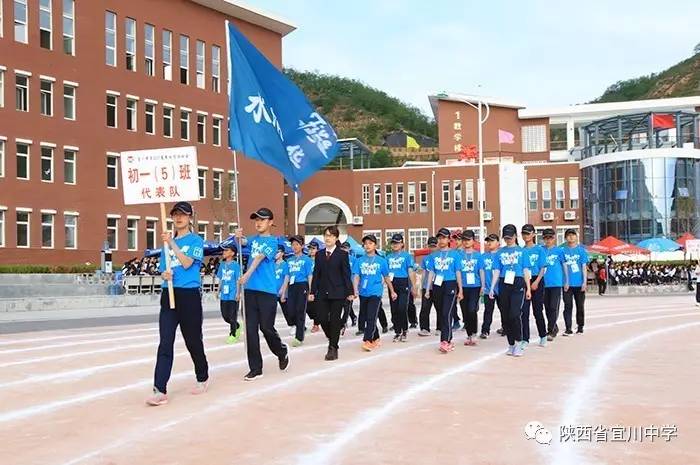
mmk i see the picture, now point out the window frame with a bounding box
[408,228,429,252]
[16,210,30,248]
[63,84,76,120]
[180,109,190,140]
[15,73,29,112]
[62,0,75,55]
[162,30,172,80]
[106,154,118,189]
[396,182,405,213]
[441,180,450,211]
[179,35,189,85]
[106,94,118,128]
[144,23,155,76]
[384,183,393,214]
[127,218,138,251]
[40,145,54,183]
[63,149,76,185]
[361,184,370,215]
[196,40,205,89]
[125,17,137,71]
[196,113,206,144]
[106,217,118,250]
[373,183,381,214]
[125,98,137,131]
[419,181,428,213]
[14,0,28,44]
[16,142,30,180]
[41,211,54,249]
[105,11,117,67]
[145,102,156,135]
[39,0,52,50]
[64,213,78,249]
[163,105,173,138]
[211,45,221,92]
[40,78,53,116]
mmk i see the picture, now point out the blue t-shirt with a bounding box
[352,255,389,297]
[287,254,313,285]
[459,250,483,288]
[275,260,289,292]
[387,251,415,279]
[420,254,435,289]
[245,235,278,295]
[562,245,589,287]
[495,245,529,279]
[429,249,461,283]
[482,250,499,294]
[523,245,547,278]
[543,246,566,288]
[217,260,241,301]
[159,233,204,288]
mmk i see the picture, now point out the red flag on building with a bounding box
[652,114,675,129]
[459,144,478,161]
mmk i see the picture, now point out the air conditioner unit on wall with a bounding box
[564,211,576,221]
[542,212,555,221]
[483,211,493,221]
[352,216,364,225]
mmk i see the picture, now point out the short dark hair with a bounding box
[323,226,340,238]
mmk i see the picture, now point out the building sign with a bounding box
[453,110,462,153]
[120,146,200,205]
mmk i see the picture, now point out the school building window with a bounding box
[62,0,75,55]
[528,180,538,211]
[522,125,546,153]
[212,170,222,200]
[362,230,381,246]
[213,223,223,243]
[453,180,462,211]
[228,223,237,236]
[197,222,207,240]
[373,183,381,214]
[0,70,5,108]
[228,171,237,201]
[465,179,474,210]
[63,84,76,120]
[396,183,404,213]
[126,98,137,131]
[407,182,416,213]
[106,154,118,188]
[197,113,206,144]
[144,24,155,76]
[145,102,155,134]
[211,45,221,92]
[212,117,221,146]
[408,228,429,252]
[16,210,30,247]
[106,94,117,127]
[0,210,5,247]
[16,141,30,180]
[162,30,172,80]
[163,105,173,137]
[196,40,205,89]
[106,216,118,249]
[63,149,76,184]
[179,35,189,85]
[555,178,565,209]
[127,218,138,250]
[542,179,552,210]
[385,229,404,246]
[361,184,370,214]
[180,109,190,140]
[15,0,28,44]
[39,0,51,49]
[105,11,117,66]
[125,18,136,71]
[441,180,450,211]
[40,79,53,116]
[41,212,54,248]
[0,140,5,178]
[145,219,156,249]
[419,181,428,213]
[16,73,29,112]
[64,213,77,249]
[569,178,579,209]
[40,145,53,182]
[198,168,206,198]
[385,183,393,214]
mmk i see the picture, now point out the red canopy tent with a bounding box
[676,232,695,249]
[588,236,650,255]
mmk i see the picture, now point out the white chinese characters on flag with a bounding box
[120,146,200,205]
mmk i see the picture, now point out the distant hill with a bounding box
[285,69,437,146]
[594,52,700,103]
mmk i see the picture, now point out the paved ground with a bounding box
[0,294,698,465]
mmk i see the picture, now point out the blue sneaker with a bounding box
[539,337,547,347]
[512,345,524,357]
[506,345,515,356]
[520,340,529,351]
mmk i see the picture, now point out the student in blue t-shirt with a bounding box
[425,227,464,353]
[561,228,589,336]
[488,224,531,357]
[216,243,242,345]
[458,230,484,346]
[352,234,397,352]
[340,241,358,330]
[237,208,289,381]
[542,228,568,341]
[147,202,209,407]
[386,233,418,342]
[286,235,314,346]
[520,224,548,348]
[418,236,439,336]
[480,233,502,338]
[274,245,290,329]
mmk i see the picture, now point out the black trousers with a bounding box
[597,278,607,295]
[419,287,439,331]
[244,290,287,373]
[433,281,458,342]
[390,278,411,335]
[521,278,545,341]
[544,287,562,334]
[499,277,525,346]
[287,283,309,341]
[460,287,481,336]
[220,299,240,336]
[359,300,387,331]
[154,289,208,394]
[307,299,320,325]
[563,287,586,331]
[317,297,345,349]
[408,292,417,326]
[341,299,357,325]
[482,293,501,334]
[696,284,700,303]
[359,296,382,342]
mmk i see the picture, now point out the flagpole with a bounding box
[294,191,299,235]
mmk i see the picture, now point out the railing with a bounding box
[582,136,700,159]
[121,275,220,295]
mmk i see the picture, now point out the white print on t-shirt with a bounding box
[168,245,190,268]
[359,261,381,275]
[460,258,477,272]
[288,259,306,273]
[499,251,522,266]
[546,254,560,266]
[220,267,235,282]
[529,253,541,267]
[434,256,454,272]
[482,257,493,271]
[388,257,406,269]
[250,240,273,259]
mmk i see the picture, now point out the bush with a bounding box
[0,264,100,274]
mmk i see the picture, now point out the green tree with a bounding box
[371,149,394,168]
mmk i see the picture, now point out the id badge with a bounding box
[504,270,516,285]
[571,263,580,274]
[434,274,444,286]
[290,275,296,285]
[223,285,230,295]
[466,273,476,285]
[388,273,395,281]
[362,279,368,289]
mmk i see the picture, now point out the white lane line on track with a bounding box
[547,320,700,465]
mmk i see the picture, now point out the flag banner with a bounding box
[652,114,675,129]
[498,129,515,144]
[226,21,339,191]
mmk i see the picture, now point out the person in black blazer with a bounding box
[310,225,354,361]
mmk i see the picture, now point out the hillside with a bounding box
[285,69,437,145]
[594,52,700,103]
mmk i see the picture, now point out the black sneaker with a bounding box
[479,332,488,339]
[382,326,389,334]
[576,327,584,334]
[355,330,363,336]
[392,334,401,343]
[409,323,417,329]
[279,349,290,371]
[243,371,263,381]
[563,329,573,336]
[496,328,504,336]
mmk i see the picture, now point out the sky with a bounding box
[250,0,700,117]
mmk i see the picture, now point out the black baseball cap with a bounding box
[436,227,451,238]
[427,236,438,247]
[502,224,517,239]
[521,224,536,234]
[221,242,238,252]
[390,233,404,243]
[250,207,274,220]
[565,228,578,236]
[170,201,193,216]
[542,228,556,238]
[289,235,304,245]
[485,233,499,242]
[341,241,351,249]
[461,230,475,240]
[362,234,378,244]
[308,242,319,249]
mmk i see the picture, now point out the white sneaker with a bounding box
[520,340,529,351]
[512,345,524,357]
[538,337,547,347]
[506,345,515,356]
[289,326,296,336]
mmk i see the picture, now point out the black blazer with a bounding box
[311,241,353,300]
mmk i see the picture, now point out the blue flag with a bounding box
[226,21,340,191]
